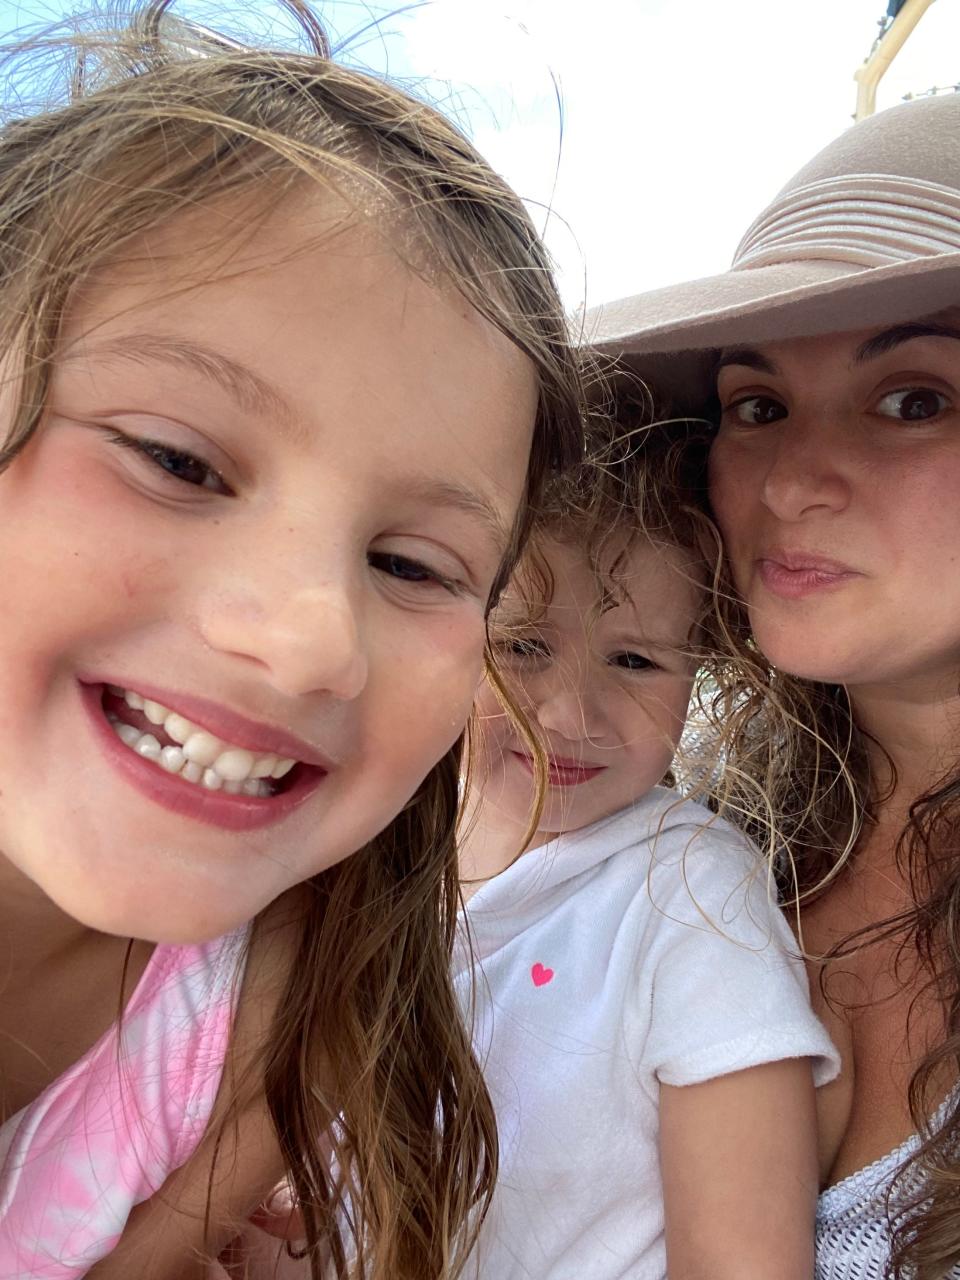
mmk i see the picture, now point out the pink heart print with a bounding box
[531,962,554,987]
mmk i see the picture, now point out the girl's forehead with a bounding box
[500,534,702,636]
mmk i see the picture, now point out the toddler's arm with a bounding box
[659,1057,818,1280]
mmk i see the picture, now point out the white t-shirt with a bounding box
[454,787,839,1280]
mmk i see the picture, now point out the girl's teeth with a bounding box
[183,732,221,768]
[213,748,255,782]
[165,713,193,745]
[160,745,185,774]
[135,734,162,762]
[116,722,141,748]
[108,688,293,797]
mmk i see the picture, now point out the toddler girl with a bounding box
[0,5,585,1277]
[455,419,839,1278]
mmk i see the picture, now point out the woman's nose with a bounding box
[198,575,369,701]
[760,419,851,521]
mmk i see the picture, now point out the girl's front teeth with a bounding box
[106,686,298,796]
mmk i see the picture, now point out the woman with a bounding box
[588,92,960,1280]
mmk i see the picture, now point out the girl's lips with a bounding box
[511,751,606,788]
[78,673,332,767]
[757,557,861,601]
[80,682,326,832]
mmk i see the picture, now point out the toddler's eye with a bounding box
[498,636,549,661]
[611,651,655,672]
[725,395,788,426]
[108,432,229,493]
[368,551,451,590]
[875,387,949,422]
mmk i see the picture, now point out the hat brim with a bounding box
[584,251,960,409]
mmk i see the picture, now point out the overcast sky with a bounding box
[1,0,959,308]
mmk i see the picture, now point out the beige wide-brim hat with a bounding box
[584,92,960,405]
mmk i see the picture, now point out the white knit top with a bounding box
[816,1106,960,1279]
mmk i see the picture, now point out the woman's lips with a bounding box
[756,551,861,600]
[511,751,606,788]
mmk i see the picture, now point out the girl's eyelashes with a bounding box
[495,635,550,661]
[367,550,461,595]
[106,430,231,494]
[873,386,951,422]
[720,393,788,426]
[610,650,657,673]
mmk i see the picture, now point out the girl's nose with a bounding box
[535,685,608,746]
[199,578,369,701]
[760,419,851,521]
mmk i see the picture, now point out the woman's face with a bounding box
[0,194,537,943]
[709,318,960,693]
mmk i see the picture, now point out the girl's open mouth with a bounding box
[80,681,326,830]
[102,684,300,796]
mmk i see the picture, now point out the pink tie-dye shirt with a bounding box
[0,925,249,1278]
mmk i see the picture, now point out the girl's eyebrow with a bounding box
[401,477,511,552]
[62,330,301,435]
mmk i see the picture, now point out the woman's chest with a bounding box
[802,891,946,1188]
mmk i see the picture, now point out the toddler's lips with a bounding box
[511,751,606,788]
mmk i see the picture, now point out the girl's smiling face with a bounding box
[0,196,537,943]
[709,319,960,694]
[473,535,699,845]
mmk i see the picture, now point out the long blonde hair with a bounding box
[0,5,586,1275]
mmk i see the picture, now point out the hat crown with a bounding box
[586,91,960,368]
[784,93,960,196]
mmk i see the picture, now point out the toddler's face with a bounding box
[0,192,537,942]
[475,534,699,843]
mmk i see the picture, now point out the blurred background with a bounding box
[0,0,955,308]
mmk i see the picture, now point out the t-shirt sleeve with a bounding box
[639,821,839,1088]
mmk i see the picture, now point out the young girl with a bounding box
[588,88,960,1280]
[454,423,839,1279]
[0,5,585,1277]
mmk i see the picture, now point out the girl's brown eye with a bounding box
[875,387,949,422]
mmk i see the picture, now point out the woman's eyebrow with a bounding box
[854,322,960,365]
[714,347,779,375]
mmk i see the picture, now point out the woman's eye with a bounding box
[725,395,788,426]
[369,551,454,592]
[875,387,949,422]
[611,651,655,672]
[109,432,229,493]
